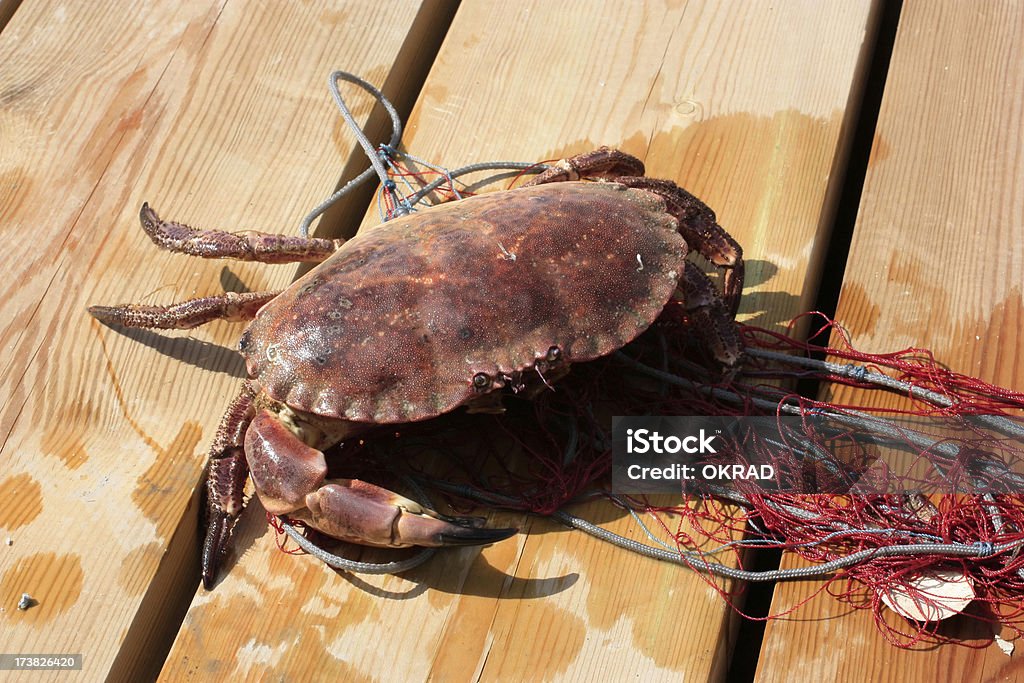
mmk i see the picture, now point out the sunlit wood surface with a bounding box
[5,0,1020,681]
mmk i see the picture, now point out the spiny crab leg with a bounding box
[139,203,344,263]
[672,263,744,368]
[88,200,346,331]
[245,410,518,549]
[202,381,257,589]
[89,290,280,330]
[615,176,744,316]
[523,146,645,184]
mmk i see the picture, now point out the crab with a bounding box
[90,147,744,588]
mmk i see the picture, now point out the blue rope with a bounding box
[846,364,867,381]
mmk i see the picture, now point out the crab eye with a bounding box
[546,346,561,362]
[472,372,490,389]
[238,330,250,352]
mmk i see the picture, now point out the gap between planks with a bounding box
[0,0,22,34]
[726,1,898,679]
[756,0,1024,680]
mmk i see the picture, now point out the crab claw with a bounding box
[300,480,518,547]
[244,410,327,515]
[245,408,516,551]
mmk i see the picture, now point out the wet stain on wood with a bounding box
[837,280,882,339]
[117,542,164,597]
[41,403,92,470]
[0,552,83,623]
[489,601,586,677]
[165,550,383,679]
[318,8,351,25]
[0,473,43,530]
[868,132,891,167]
[952,288,1023,386]
[131,421,203,541]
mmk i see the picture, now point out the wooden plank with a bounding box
[0,1,449,681]
[162,1,879,680]
[756,1,1024,680]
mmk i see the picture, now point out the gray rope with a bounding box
[745,348,1024,439]
[420,479,1024,582]
[554,507,1012,582]
[298,71,406,237]
[279,522,435,575]
[299,72,547,236]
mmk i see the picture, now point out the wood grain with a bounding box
[0,1,449,681]
[161,1,879,680]
[756,1,1024,680]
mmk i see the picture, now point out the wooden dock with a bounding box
[1,1,1021,680]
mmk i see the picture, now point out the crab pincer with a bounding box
[245,409,516,548]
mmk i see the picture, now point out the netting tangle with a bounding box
[270,71,1024,647]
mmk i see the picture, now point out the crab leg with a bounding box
[202,381,258,589]
[245,409,518,549]
[139,203,344,263]
[89,290,280,329]
[672,263,744,368]
[524,146,645,186]
[614,177,744,316]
